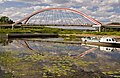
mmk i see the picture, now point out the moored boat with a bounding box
[81,37,120,47]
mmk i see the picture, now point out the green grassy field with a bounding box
[0,26,120,36]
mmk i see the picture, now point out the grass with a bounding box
[0,26,120,36]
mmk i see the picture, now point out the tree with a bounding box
[0,16,14,24]
[107,22,120,25]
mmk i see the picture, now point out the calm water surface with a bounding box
[0,37,120,78]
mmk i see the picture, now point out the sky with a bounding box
[0,0,120,24]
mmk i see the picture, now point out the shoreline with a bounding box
[59,34,120,39]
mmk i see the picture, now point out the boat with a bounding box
[100,46,117,52]
[81,44,117,52]
[81,37,120,47]
[81,37,99,42]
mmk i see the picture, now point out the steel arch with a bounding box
[13,8,101,26]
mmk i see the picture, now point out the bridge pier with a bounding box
[12,24,14,30]
[99,26,101,32]
[92,25,102,32]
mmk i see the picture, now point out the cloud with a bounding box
[0,0,71,4]
[0,0,120,24]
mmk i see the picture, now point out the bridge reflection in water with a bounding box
[1,38,120,55]
[0,38,120,78]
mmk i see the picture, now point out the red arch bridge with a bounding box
[12,8,102,31]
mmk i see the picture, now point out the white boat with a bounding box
[81,37,117,43]
[81,37,99,42]
[81,37,120,47]
[99,37,117,43]
[100,46,117,52]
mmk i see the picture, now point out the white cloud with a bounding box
[104,0,119,4]
[0,0,12,3]
[0,0,119,23]
[110,15,120,22]
[0,0,4,3]
[0,0,71,4]
[98,6,113,11]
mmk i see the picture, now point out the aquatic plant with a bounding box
[0,50,106,78]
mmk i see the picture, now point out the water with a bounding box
[45,26,96,30]
[0,37,120,78]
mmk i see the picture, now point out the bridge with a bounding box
[0,8,120,31]
[1,7,119,31]
[11,8,102,30]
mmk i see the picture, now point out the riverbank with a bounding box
[60,34,120,39]
[0,27,120,38]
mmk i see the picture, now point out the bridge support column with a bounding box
[92,25,102,32]
[12,24,14,30]
[99,26,101,32]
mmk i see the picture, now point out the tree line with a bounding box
[108,22,120,25]
[0,16,14,24]
[0,16,120,25]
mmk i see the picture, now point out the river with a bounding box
[0,36,120,78]
[45,26,96,30]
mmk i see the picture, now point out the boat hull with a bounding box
[83,42,120,48]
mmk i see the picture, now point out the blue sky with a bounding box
[0,0,120,24]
